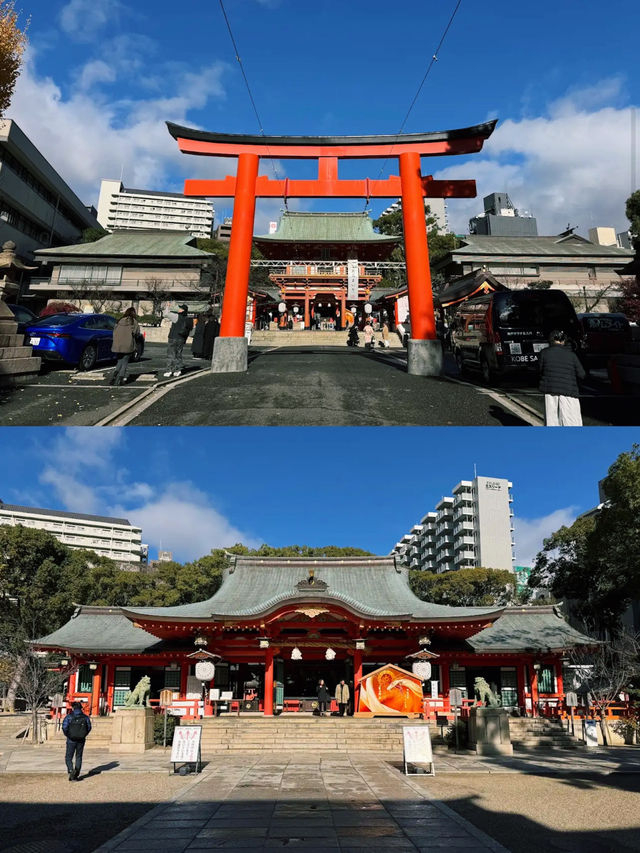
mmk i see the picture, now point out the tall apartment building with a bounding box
[0,119,101,259]
[97,179,214,238]
[393,476,515,573]
[0,501,145,563]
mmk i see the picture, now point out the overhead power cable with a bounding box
[218,0,280,181]
[370,0,464,212]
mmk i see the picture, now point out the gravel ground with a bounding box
[421,773,640,853]
[0,772,190,853]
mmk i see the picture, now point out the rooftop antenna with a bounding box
[119,163,124,184]
[632,106,637,194]
[473,463,477,478]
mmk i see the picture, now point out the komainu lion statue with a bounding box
[473,676,501,707]
[124,675,151,707]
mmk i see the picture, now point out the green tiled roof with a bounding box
[467,606,597,653]
[453,234,633,259]
[35,230,212,260]
[122,556,502,622]
[256,212,399,244]
[34,606,168,654]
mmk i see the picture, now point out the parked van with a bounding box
[450,290,581,383]
[577,313,631,369]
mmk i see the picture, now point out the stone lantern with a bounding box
[0,240,41,385]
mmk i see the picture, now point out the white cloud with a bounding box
[35,428,124,513]
[58,0,124,42]
[513,507,579,568]
[440,79,637,236]
[9,49,229,206]
[112,483,259,560]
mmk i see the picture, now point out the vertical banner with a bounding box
[347,259,359,301]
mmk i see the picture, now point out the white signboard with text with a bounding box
[170,725,202,764]
[347,259,359,301]
[402,726,435,775]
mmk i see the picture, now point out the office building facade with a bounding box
[97,179,214,238]
[393,476,515,573]
[0,119,101,259]
[0,501,145,563]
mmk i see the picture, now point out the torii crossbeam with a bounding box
[167,120,497,375]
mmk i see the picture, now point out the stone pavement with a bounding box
[93,754,508,853]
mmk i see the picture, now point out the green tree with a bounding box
[81,227,109,243]
[625,189,640,253]
[530,444,640,633]
[409,567,515,607]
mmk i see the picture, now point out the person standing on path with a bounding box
[335,680,350,717]
[62,701,91,781]
[363,319,374,350]
[110,307,140,386]
[164,304,193,377]
[317,679,331,716]
[538,329,586,426]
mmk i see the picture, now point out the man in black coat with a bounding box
[538,329,586,426]
[62,701,92,781]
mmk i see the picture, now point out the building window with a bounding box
[77,665,93,693]
[59,265,123,284]
[538,665,555,694]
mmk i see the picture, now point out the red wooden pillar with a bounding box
[516,662,526,715]
[264,648,274,716]
[220,153,259,337]
[304,290,310,329]
[90,666,101,717]
[213,152,259,373]
[104,662,113,713]
[180,662,189,698]
[440,661,450,697]
[353,650,363,711]
[531,665,540,717]
[399,151,436,342]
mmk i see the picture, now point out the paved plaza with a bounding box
[2,739,639,853]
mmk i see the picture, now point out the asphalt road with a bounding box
[0,343,637,426]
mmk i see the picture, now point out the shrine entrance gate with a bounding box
[168,120,497,375]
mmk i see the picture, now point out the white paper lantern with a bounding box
[412,661,432,680]
[195,661,215,681]
[325,648,336,661]
[291,647,302,660]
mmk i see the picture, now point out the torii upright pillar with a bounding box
[168,120,497,375]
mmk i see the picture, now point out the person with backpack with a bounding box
[62,701,92,781]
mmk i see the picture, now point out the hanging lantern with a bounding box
[325,648,336,661]
[412,661,432,680]
[291,647,302,660]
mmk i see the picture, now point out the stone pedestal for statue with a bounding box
[468,706,513,756]
[0,241,40,386]
[109,707,155,753]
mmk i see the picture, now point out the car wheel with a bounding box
[79,343,97,371]
[480,354,497,385]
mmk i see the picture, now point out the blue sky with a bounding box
[8,0,640,236]
[1,427,637,565]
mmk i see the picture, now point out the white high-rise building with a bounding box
[378,197,448,233]
[97,179,214,238]
[0,501,145,563]
[392,476,515,573]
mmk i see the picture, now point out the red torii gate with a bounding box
[167,120,497,374]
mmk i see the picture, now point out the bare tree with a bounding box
[144,278,175,320]
[14,651,75,743]
[567,631,640,746]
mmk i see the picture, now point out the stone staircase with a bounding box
[508,717,582,751]
[250,330,403,348]
[180,715,441,758]
[41,716,114,748]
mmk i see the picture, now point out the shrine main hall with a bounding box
[36,554,593,718]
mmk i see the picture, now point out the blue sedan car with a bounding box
[25,313,144,370]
